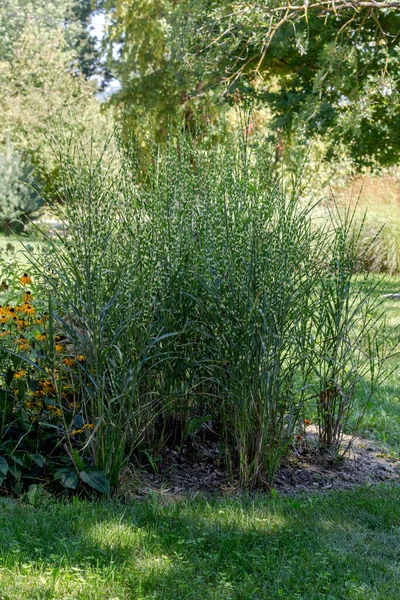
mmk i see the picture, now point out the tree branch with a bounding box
[267,1,400,12]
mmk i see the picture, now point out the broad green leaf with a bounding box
[55,469,79,490]
[80,469,110,494]
[0,456,8,476]
[30,454,45,468]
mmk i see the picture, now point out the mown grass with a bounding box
[0,485,400,600]
[350,275,400,455]
[0,234,39,251]
[0,234,41,272]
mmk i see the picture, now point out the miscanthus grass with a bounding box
[22,131,392,493]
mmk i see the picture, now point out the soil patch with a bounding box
[128,426,400,498]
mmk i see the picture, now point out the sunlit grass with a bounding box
[0,486,400,599]
[350,275,400,455]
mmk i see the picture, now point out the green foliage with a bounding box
[0,0,99,77]
[0,260,110,497]
[101,0,224,142]
[103,0,400,167]
[0,137,43,234]
[0,3,113,188]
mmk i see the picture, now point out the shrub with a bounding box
[0,136,43,235]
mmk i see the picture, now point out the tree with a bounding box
[0,0,99,77]
[100,0,223,142]
[0,20,113,184]
[102,0,400,167]
[0,136,43,235]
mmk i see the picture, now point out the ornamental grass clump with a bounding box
[1,131,390,495]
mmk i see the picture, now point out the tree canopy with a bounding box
[0,0,112,185]
[102,0,400,166]
[0,0,99,76]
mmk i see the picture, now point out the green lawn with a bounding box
[351,275,400,455]
[1,485,400,600]
[0,234,42,273]
[0,234,39,251]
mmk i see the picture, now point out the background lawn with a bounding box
[350,275,400,456]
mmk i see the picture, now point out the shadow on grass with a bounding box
[1,485,400,599]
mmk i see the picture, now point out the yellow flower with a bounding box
[39,379,55,396]
[14,369,26,379]
[20,303,35,315]
[20,273,32,285]
[36,333,47,342]
[55,344,63,352]
[0,329,9,337]
[47,404,62,417]
[15,337,30,351]
[83,423,94,431]
[76,355,85,362]
[23,292,33,303]
[25,305,35,315]
[70,429,84,435]
[17,319,26,330]
[24,399,43,411]
[63,357,75,367]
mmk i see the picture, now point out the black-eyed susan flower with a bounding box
[47,404,62,418]
[55,344,63,352]
[0,329,9,337]
[20,273,32,285]
[24,305,35,315]
[36,312,48,325]
[70,428,83,435]
[15,337,30,351]
[23,292,33,303]
[39,380,55,396]
[14,369,26,379]
[24,400,43,411]
[63,357,75,367]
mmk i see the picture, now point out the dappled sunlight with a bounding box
[85,518,146,554]
[1,487,400,598]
